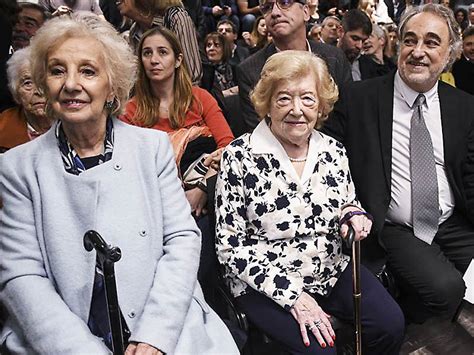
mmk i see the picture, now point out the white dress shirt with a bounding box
[386,71,454,227]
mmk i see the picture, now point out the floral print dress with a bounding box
[215,120,360,310]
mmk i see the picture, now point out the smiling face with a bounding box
[269,73,320,147]
[363,33,384,55]
[46,37,113,126]
[17,65,46,118]
[398,12,450,92]
[206,38,224,64]
[141,33,182,84]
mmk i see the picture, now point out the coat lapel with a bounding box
[438,82,457,167]
[377,74,395,191]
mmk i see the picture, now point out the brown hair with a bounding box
[133,26,195,129]
[204,32,232,63]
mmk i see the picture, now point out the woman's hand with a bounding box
[204,148,225,171]
[340,206,372,242]
[222,86,239,97]
[125,342,163,355]
[290,292,335,349]
[52,5,72,17]
[185,187,208,217]
[242,31,252,47]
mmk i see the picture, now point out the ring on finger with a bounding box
[307,323,316,331]
[314,319,323,328]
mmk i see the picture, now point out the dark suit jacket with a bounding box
[358,55,397,81]
[229,44,250,67]
[322,72,474,272]
[237,41,352,132]
[452,55,474,96]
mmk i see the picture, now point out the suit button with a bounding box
[139,230,148,237]
[114,163,122,171]
[128,310,136,318]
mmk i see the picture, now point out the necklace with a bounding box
[289,156,307,163]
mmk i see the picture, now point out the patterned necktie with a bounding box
[410,94,439,244]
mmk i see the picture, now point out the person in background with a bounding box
[12,1,47,51]
[0,0,18,113]
[120,26,234,217]
[202,0,239,33]
[39,0,104,17]
[383,23,398,62]
[452,26,474,95]
[308,22,322,42]
[237,0,261,32]
[117,0,203,85]
[216,50,405,355]
[242,15,270,54]
[204,32,238,97]
[337,9,373,81]
[0,47,52,153]
[182,0,207,41]
[323,4,474,324]
[362,23,396,76]
[237,0,352,132]
[217,19,250,66]
[468,4,474,27]
[306,0,321,30]
[454,8,469,31]
[0,13,238,354]
[319,15,340,45]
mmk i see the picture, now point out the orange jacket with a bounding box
[0,107,29,153]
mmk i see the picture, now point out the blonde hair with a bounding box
[133,26,195,129]
[250,51,338,129]
[29,12,137,116]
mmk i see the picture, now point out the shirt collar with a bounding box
[274,40,311,53]
[394,70,438,110]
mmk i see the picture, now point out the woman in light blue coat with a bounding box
[0,13,238,355]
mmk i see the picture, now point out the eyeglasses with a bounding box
[259,0,306,15]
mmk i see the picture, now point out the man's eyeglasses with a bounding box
[259,0,306,15]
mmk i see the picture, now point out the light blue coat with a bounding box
[0,119,238,355]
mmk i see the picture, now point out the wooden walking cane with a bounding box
[84,230,128,355]
[346,225,362,355]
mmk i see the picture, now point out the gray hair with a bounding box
[29,12,137,115]
[372,24,385,39]
[398,4,462,69]
[6,47,32,103]
[322,15,341,27]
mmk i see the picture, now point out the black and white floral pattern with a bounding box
[215,120,359,310]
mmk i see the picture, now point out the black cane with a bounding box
[345,225,362,355]
[84,230,125,355]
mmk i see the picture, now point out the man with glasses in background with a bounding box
[217,19,250,66]
[237,0,351,132]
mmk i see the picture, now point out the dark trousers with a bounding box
[235,265,405,355]
[382,212,474,323]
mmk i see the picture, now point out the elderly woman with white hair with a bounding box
[0,47,52,153]
[0,13,238,355]
[215,50,405,354]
